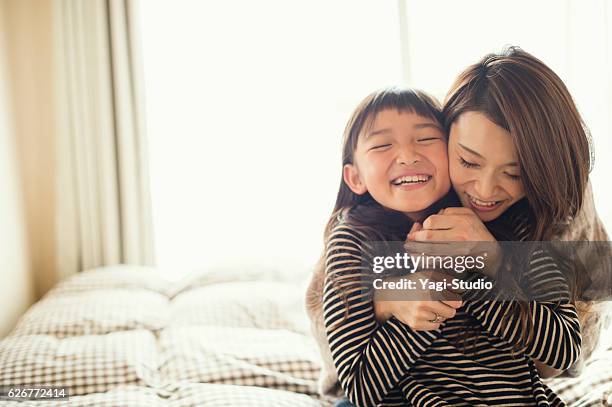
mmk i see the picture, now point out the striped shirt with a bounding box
[322,216,581,406]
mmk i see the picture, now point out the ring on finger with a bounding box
[429,313,444,323]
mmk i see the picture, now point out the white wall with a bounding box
[0,3,35,338]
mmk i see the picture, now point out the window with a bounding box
[139,0,404,277]
[140,0,612,278]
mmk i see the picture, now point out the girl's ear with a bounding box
[343,164,367,195]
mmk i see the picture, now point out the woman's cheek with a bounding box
[434,145,450,173]
[435,148,451,192]
[449,160,465,188]
[508,180,526,201]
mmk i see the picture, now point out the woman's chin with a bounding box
[472,210,502,223]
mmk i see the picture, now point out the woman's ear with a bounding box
[343,164,367,195]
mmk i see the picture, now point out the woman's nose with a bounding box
[474,176,497,199]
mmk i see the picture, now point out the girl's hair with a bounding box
[306,87,450,325]
[443,46,592,241]
[443,46,592,350]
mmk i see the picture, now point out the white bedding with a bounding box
[0,265,610,406]
[0,266,335,406]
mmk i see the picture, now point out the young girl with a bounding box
[307,86,581,406]
[306,87,462,404]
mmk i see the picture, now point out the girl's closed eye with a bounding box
[417,137,441,144]
[458,156,479,168]
[369,144,391,151]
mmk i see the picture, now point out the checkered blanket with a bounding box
[0,266,337,406]
[1,266,610,406]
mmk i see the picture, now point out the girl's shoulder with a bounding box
[327,204,406,258]
[326,209,372,252]
[329,217,368,245]
[342,202,413,242]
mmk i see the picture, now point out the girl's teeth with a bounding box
[393,175,430,185]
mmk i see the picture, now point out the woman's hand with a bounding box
[408,207,496,242]
[406,207,503,278]
[373,270,463,331]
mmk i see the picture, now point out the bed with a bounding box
[1,265,610,406]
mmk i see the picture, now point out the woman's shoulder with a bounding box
[554,181,609,241]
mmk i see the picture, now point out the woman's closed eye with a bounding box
[505,172,521,181]
[459,155,521,180]
[459,156,479,168]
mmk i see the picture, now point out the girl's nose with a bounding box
[396,147,419,165]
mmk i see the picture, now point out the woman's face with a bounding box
[448,111,525,222]
[344,109,451,220]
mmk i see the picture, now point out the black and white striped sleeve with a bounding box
[322,224,441,406]
[462,249,581,371]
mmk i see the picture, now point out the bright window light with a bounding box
[140,0,612,279]
[139,0,404,278]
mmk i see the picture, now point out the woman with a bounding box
[307,47,608,406]
[394,46,608,378]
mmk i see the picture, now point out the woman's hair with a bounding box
[306,87,450,324]
[443,46,592,350]
[443,46,593,241]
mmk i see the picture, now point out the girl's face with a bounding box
[344,109,451,220]
[449,111,525,222]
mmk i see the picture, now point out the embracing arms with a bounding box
[406,207,582,372]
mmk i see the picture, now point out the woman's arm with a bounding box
[323,224,442,406]
[462,249,582,371]
[463,297,581,370]
[408,207,581,371]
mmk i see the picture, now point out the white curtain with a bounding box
[54,0,154,280]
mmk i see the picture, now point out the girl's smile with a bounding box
[390,172,432,190]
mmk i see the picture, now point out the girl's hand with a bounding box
[406,208,503,277]
[373,270,463,331]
